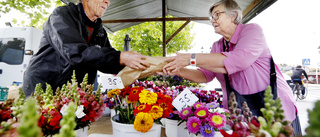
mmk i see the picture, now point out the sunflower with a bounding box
[139,90,157,105]
[133,112,154,133]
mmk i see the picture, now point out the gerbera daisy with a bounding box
[194,107,209,118]
[149,105,163,120]
[179,107,192,120]
[207,112,226,130]
[133,112,154,133]
[133,104,151,115]
[193,102,205,109]
[139,90,157,105]
[186,116,201,134]
[200,124,215,137]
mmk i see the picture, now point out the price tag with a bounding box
[172,88,199,111]
[104,76,124,89]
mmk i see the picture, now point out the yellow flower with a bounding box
[134,112,154,133]
[149,105,163,120]
[107,89,120,98]
[139,90,157,105]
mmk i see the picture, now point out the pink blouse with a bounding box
[199,23,297,122]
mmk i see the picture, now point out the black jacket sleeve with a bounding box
[43,5,124,74]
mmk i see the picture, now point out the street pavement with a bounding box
[295,84,320,136]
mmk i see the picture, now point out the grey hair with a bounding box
[209,0,242,24]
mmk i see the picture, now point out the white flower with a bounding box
[75,105,86,119]
[214,107,225,114]
[60,104,86,119]
[60,104,69,116]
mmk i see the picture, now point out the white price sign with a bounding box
[172,88,199,111]
[104,76,124,89]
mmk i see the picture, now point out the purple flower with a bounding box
[186,116,201,134]
[200,124,215,137]
[206,101,219,109]
[179,107,192,120]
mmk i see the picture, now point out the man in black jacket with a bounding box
[291,65,308,97]
[22,0,150,97]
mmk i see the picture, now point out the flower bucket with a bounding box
[111,115,161,137]
[164,118,192,137]
[110,109,117,118]
[75,126,88,137]
[190,130,233,137]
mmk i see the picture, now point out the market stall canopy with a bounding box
[62,0,276,56]
[64,0,276,33]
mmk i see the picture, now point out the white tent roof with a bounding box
[99,0,277,33]
[64,0,277,33]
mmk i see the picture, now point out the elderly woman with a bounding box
[22,0,150,97]
[160,0,301,135]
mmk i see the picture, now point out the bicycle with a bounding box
[290,80,308,101]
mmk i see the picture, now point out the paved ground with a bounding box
[87,84,320,136]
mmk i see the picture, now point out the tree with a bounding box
[0,0,64,28]
[109,17,195,56]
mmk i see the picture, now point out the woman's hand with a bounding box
[120,51,150,70]
[162,52,190,75]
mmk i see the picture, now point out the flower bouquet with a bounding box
[34,71,105,136]
[107,85,174,133]
[178,101,230,137]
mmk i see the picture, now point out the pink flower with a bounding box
[207,112,226,130]
[186,116,201,134]
[179,107,192,120]
[193,102,205,109]
[194,107,209,118]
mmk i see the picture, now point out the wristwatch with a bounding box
[190,53,196,67]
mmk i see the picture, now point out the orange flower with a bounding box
[134,112,154,133]
[149,105,163,120]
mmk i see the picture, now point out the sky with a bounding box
[1,0,320,67]
[187,0,320,68]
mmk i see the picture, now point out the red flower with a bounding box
[120,87,131,97]
[128,86,143,102]
[38,115,46,127]
[133,104,152,115]
[220,129,239,137]
[156,93,174,118]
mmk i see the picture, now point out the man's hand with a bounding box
[120,51,150,70]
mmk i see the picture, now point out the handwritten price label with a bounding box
[104,76,124,89]
[172,88,199,111]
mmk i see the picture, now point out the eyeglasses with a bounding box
[209,11,225,21]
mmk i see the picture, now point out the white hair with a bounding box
[209,0,242,24]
